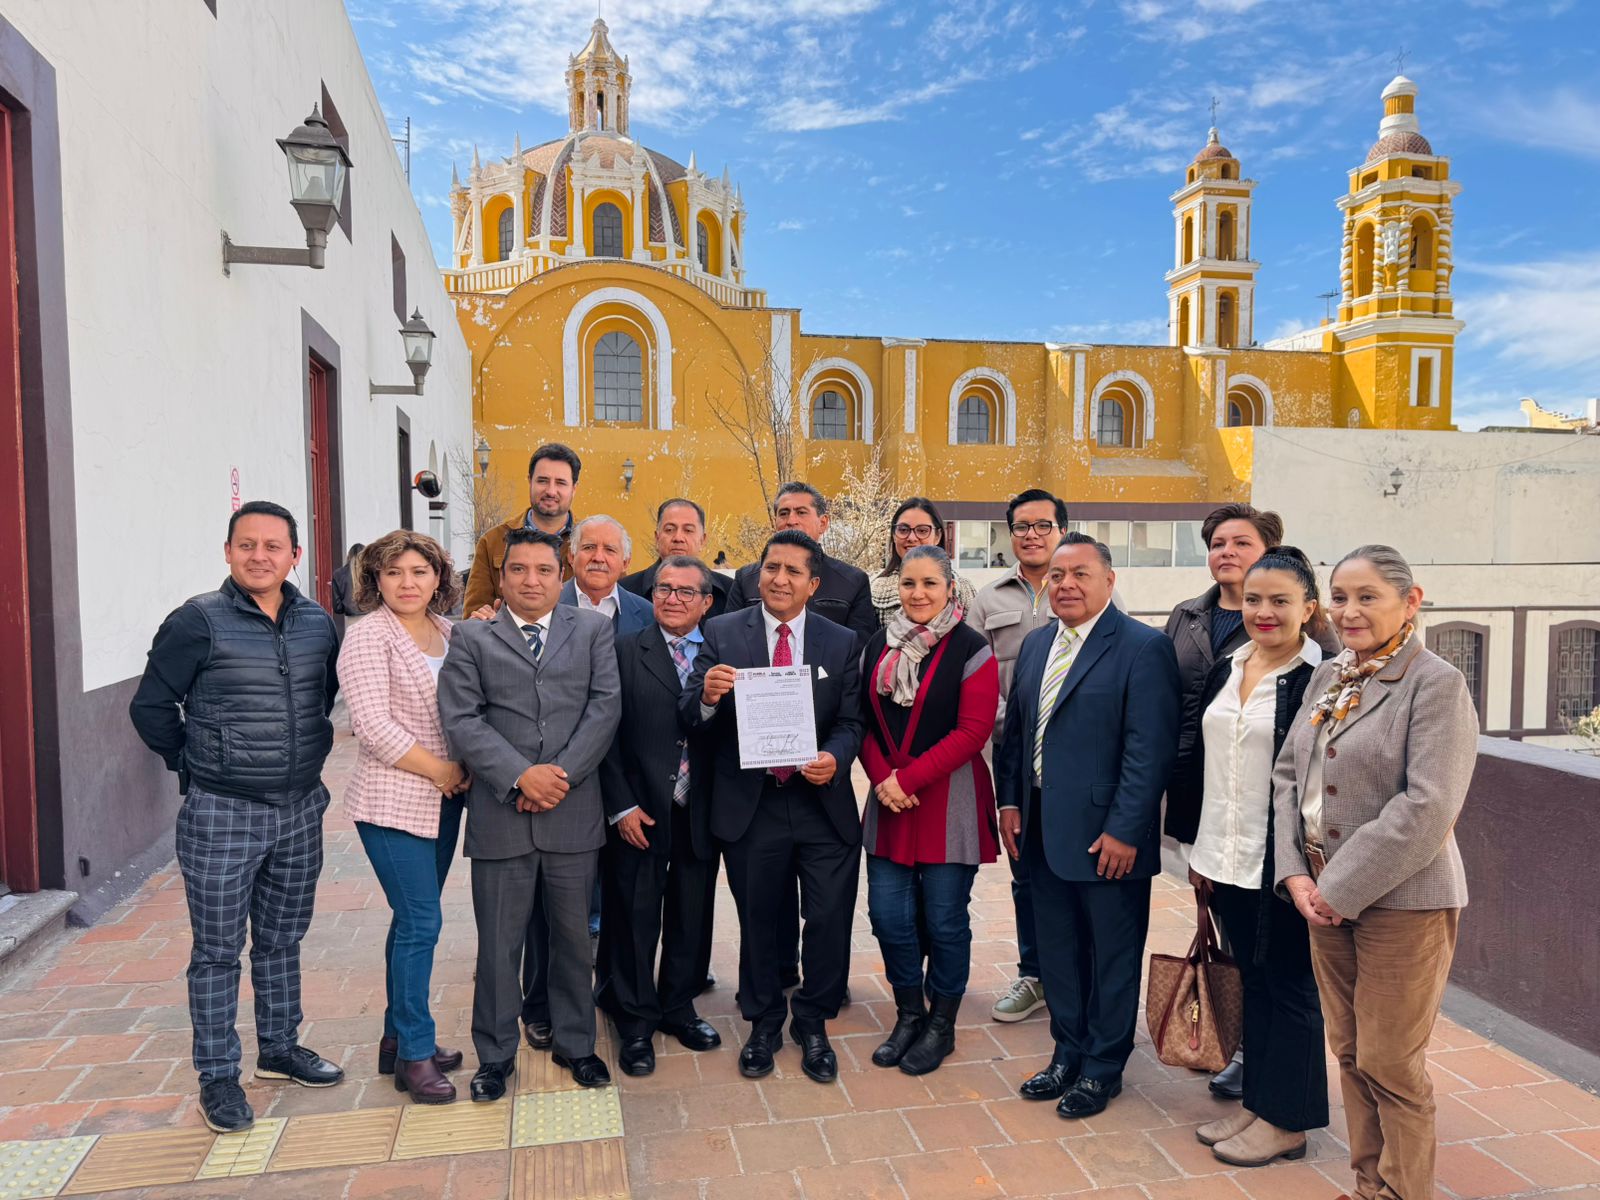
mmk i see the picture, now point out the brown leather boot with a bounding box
[379,1037,464,1075]
[394,1055,457,1104]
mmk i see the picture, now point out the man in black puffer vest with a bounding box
[131,501,343,1134]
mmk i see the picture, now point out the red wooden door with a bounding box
[307,358,335,611]
[0,104,40,891]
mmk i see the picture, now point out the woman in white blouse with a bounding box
[1167,547,1332,1168]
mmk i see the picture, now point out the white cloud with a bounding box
[1478,88,1600,161]
[775,218,810,231]
[1456,250,1600,371]
[1050,317,1169,344]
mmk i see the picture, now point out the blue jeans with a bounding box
[865,855,978,999]
[357,798,464,1061]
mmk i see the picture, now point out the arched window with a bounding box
[1182,215,1194,265]
[1177,295,1191,348]
[1354,223,1375,298]
[1218,210,1235,260]
[596,91,606,131]
[956,395,993,444]
[1217,292,1236,348]
[593,202,623,258]
[1096,398,1126,447]
[593,331,642,423]
[496,207,514,262]
[1551,623,1600,727]
[697,218,712,273]
[811,390,850,440]
[1410,218,1434,271]
[1428,624,1486,723]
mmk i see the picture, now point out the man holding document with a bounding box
[681,530,864,1084]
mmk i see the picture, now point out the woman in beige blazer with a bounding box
[1273,545,1477,1200]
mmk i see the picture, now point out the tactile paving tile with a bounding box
[266,1109,400,1172]
[60,1127,215,1195]
[0,1136,96,1200]
[518,1039,618,1095]
[391,1097,511,1160]
[196,1118,286,1179]
[511,1138,629,1200]
[512,1088,623,1147]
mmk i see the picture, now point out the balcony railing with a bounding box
[442,252,767,308]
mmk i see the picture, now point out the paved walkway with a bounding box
[1,726,1597,1198]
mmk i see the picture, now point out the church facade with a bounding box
[448,20,1463,565]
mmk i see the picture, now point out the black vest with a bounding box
[181,580,336,803]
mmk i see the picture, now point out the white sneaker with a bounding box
[990,975,1046,1022]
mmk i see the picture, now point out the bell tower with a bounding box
[1331,75,1463,429]
[1164,123,1260,350]
[566,18,630,137]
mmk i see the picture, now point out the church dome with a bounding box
[1366,130,1433,161]
[1193,127,1233,162]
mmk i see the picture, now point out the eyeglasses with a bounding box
[652,584,709,603]
[1010,520,1060,537]
[894,523,936,539]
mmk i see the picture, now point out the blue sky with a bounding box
[349,0,1599,429]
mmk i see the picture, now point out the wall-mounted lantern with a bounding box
[372,310,437,396]
[1382,467,1404,498]
[621,457,635,495]
[222,104,352,274]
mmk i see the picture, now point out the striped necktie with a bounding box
[669,637,693,806]
[1034,626,1080,782]
[521,622,544,662]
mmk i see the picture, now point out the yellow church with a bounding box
[448,19,1463,568]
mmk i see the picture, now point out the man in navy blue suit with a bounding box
[996,532,1180,1120]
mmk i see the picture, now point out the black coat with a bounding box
[619,560,730,622]
[599,625,716,860]
[130,578,339,803]
[723,553,876,650]
[1166,651,1316,963]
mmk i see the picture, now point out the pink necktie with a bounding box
[771,623,796,783]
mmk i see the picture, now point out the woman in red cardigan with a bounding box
[860,545,1000,1076]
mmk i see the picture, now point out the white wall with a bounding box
[1250,428,1600,566]
[4,0,471,690]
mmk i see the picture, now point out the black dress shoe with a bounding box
[1018,1057,1080,1101]
[552,1052,612,1088]
[738,1028,782,1079]
[698,974,717,996]
[618,1037,656,1076]
[1209,1052,1244,1099]
[378,1036,464,1075]
[199,1080,254,1133]
[789,1021,838,1084]
[470,1058,516,1102]
[255,1046,344,1088]
[660,1017,722,1052]
[1056,1075,1122,1119]
[524,1020,554,1050]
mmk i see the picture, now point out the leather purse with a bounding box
[1146,891,1244,1073]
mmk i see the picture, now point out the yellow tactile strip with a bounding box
[265,1108,401,1172]
[0,1136,95,1200]
[513,1088,624,1147]
[60,1127,215,1195]
[196,1118,287,1179]
[391,1096,512,1159]
[511,1138,629,1200]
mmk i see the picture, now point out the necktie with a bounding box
[1034,627,1080,782]
[669,637,693,806]
[771,622,796,783]
[521,623,543,662]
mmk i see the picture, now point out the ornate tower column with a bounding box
[1163,127,1260,349]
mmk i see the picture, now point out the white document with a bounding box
[734,665,818,770]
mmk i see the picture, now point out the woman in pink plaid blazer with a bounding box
[338,530,469,1105]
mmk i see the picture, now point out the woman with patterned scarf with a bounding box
[858,545,999,1076]
[1273,545,1479,1200]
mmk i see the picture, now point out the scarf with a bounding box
[875,600,964,706]
[1307,621,1414,728]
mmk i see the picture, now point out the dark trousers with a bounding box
[1007,841,1040,979]
[1210,881,1329,1133]
[355,797,464,1061]
[521,877,602,1025]
[721,779,859,1032]
[866,855,977,998]
[1023,802,1150,1083]
[175,785,329,1086]
[595,810,718,1038]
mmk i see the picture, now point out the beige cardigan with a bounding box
[1273,636,1479,919]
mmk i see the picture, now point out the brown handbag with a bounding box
[1146,890,1244,1073]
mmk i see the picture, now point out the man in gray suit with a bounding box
[439,528,622,1100]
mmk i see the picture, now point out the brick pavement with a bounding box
[0,725,1596,1198]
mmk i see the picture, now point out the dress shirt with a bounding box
[1030,602,1108,787]
[610,624,704,825]
[505,608,555,802]
[1301,720,1334,845]
[575,583,620,621]
[423,651,445,682]
[1190,638,1323,887]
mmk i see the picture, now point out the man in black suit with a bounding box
[722,482,875,987]
[996,534,1180,1120]
[595,556,723,1077]
[621,498,730,621]
[681,531,864,1084]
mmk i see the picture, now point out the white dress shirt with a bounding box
[760,604,807,664]
[574,584,620,620]
[1190,638,1324,887]
[1030,601,1108,787]
[507,606,553,650]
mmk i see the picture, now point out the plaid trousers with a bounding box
[175,784,329,1085]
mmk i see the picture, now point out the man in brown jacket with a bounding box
[464,443,582,614]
